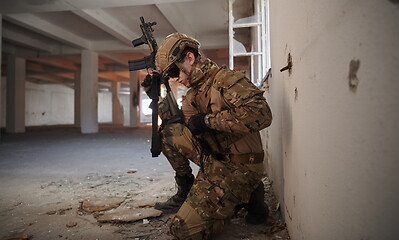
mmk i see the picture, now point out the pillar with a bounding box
[129,71,139,127]
[6,54,25,133]
[111,81,123,125]
[80,50,98,133]
[74,70,81,127]
[0,15,2,139]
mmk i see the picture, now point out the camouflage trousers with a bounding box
[161,123,264,240]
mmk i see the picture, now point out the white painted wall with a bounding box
[262,0,399,239]
[120,93,130,126]
[98,91,129,125]
[26,82,73,126]
[26,83,74,126]
[98,91,112,123]
[0,82,125,127]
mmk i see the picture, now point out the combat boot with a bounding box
[244,182,269,225]
[155,173,194,213]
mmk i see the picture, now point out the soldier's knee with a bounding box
[170,202,208,240]
[170,215,190,240]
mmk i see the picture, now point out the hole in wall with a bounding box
[280,53,293,75]
[348,59,360,93]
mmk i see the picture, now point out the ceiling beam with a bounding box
[2,28,53,53]
[0,0,200,14]
[28,57,79,71]
[100,53,129,67]
[91,40,137,52]
[4,13,91,49]
[55,73,75,80]
[155,3,196,37]
[27,74,69,84]
[2,42,43,58]
[99,72,129,82]
[73,9,139,46]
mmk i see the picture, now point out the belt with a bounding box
[228,152,264,164]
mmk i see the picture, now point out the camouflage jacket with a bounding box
[182,59,272,154]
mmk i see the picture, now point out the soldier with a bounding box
[154,33,273,239]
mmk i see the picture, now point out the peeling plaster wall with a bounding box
[264,0,399,239]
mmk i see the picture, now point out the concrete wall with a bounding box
[24,82,74,126]
[98,92,112,123]
[262,0,399,239]
[0,82,126,127]
[1,77,5,128]
[1,81,76,127]
[120,93,130,126]
[98,92,129,125]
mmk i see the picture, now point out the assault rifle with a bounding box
[128,16,182,157]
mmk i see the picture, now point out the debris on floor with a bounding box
[0,129,291,240]
[1,233,32,240]
[46,207,72,215]
[97,206,163,223]
[65,221,78,228]
[79,197,126,213]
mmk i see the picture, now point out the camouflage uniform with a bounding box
[161,58,272,239]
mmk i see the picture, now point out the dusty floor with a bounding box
[0,126,290,240]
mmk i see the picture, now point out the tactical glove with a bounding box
[187,113,207,135]
[141,74,153,98]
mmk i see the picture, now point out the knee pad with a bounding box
[170,202,208,240]
[170,215,190,240]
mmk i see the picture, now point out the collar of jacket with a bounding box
[187,58,219,88]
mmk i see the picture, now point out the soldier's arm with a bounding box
[207,71,272,135]
[181,94,198,124]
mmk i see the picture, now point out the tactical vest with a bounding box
[183,65,263,154]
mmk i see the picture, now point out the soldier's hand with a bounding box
[141,74,153,98]
[188,113,207,135]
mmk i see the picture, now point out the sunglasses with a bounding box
[167,64,180,78]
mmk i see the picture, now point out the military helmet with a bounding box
[155,33,200,74]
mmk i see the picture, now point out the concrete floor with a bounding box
[0,126,289,240]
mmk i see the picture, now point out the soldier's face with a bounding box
[168,64,188,86]
[176,69,189,86]
[170,52,195,87]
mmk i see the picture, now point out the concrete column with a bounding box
[129,71,139,127]
[111,81,123,125]
[6,54,26,133]
[80,50,98,133]
[74,70,81,127]
[0,15,2,139]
